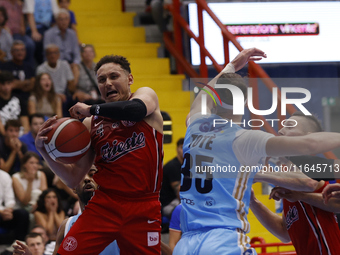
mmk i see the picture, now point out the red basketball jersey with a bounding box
[284,182,340,255]
[90,116,163,198]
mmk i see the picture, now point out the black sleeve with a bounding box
[90,98,147,121]
[288,155,335,181]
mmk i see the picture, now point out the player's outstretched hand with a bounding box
[35,116,57,150]
[323,183,340,204]
[12,240,32,255]
[69,102,92,119]
[231,47,267,71]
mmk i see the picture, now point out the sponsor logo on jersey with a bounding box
[204,197,215,207]
[63,236,77,251]
[96,124,104,137]
[121,120,136,127]
[181,197,195,205]
[101,132,146,162]
[147,232,159,246]
[112,122,120,129]
[285,205,299,230]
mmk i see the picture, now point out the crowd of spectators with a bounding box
[0,0,104,251]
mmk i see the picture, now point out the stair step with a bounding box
[94,43,160,59]
[133,74,185,91]
[79,27,146,43]
[71,0,121,12]
[157,92,190,108]
[77,12,135,27]
[128,58,170,75]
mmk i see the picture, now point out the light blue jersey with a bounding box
[176,114,264,254]
[65,214,120,255]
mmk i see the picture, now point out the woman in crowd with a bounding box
[12,152,47,212]
[34,188,65,241]
[28,73,63,118]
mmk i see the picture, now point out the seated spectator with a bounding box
[31,225,55,255]
[34,188,65,241]
[22,0,59,65]
[12,152,47,212]
[19,114,45,159]
[0,169,29,243]
[28,73,62,118]
[74,44,104,104]
[0,40,36,107]
[44,9,80,84]
[0,0,35,66]
[169,204,181,251]
[26,233,45,255]
[0,119,28,175]
[36,44,75,116]
[13,232,45,255]
[0,71,30,133]
[55,0,78,41]
[0,6,13,62]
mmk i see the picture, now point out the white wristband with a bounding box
[222,63,235,74]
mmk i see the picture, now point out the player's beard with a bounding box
[78,191,94,206]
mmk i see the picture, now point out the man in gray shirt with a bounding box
[43,8,80,84]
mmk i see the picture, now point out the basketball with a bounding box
[44,118,91,164]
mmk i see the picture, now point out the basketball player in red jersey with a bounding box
[35,55,164,254]
[250,113,340,255]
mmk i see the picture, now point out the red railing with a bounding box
[250,237,296,255]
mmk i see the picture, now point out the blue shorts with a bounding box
[173,228,256,255]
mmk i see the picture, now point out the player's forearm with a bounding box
[2,151,17,173]
[38,147,92,188]
[249,198,290,243]
[27,14,38,33]
[298,192,340,213]
[255,171,318,192]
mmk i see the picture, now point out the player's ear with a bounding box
[128,73,134,86]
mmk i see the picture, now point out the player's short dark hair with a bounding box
[177,138,184,147]
[25,232,43,242]
[29,113,45,125]
[5,119,21,131]
[95,55,131,74]
[215,73,248,105]
[291,111,323,132]
[0,71,15,85]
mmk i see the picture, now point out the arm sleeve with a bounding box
[233,130,274,166]
[22,0,34,14]
[51,0,60,15]
[0,171,16,209]
[90,99,147,122]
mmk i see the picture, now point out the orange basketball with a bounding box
[44,118,91,164]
